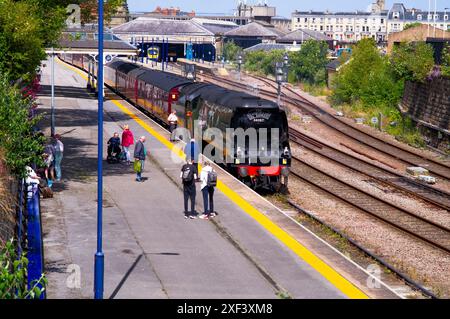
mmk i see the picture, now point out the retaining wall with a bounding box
[401,77,450,151]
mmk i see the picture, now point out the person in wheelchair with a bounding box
[107,132,122,163]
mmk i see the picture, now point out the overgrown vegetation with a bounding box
[222,41,241,63]
[244,49,284,76]
[441,44,450,77]
[243,40,329,87]
[331,38,435,147]
[0,76,44,177]
[403,22,422,30]
[390,41,435,82]
[288,40,329,85]
[0,239,47,299]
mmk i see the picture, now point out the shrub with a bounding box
[0,76,44,178]
[390,41,435,82]
[0,239,47,299]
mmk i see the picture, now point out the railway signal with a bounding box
[237,54,243,81]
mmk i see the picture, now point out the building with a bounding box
[236,2,276,24]
[224,21,287,49]
[291,1,450,44]
[277,29,333,48]
[387,23,450,54]
[150,6,196,18]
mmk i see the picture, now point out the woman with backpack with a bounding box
[199,161,217,220]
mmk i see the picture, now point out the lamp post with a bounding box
[50,47,55,137]
[445,8,449,39]
[237,54,243,81]
[275,62,284,107]
[94,0,105,300]
[283,52,290,82]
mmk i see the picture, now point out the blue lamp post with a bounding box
[94,0,105,300]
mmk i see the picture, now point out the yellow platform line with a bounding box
[58,58,369,299]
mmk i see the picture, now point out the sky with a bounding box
[127,0,450,18]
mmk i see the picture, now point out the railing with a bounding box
[15,179,46,299]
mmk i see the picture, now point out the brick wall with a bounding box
[401,77,450,151]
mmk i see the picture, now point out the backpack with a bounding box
[207,170,218,187]
[182,165,194,183]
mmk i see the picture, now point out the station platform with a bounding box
[36,57,400,299]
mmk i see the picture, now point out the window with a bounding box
[297,18,301,22]
[417,14,422,20]
[434,14,439,20]
[444,15,448,21]
[393,12,399,19]
[304,18,308,22]
[320,25,324,31]
[364,18,368,24]
[381,18,384,23]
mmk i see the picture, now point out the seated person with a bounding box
[107,133,121,159]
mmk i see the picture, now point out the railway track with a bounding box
[249,74,450,179]
[289,158,450,255]
[289,128,450,212]
[201,71,450,181]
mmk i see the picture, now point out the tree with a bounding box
[79,0,125,24]
[288,40,329,84]
[244,49,284,76]
[390,41,435,82]
[0,0,46,82]
[223,41,241,63]
[332,38,403,107]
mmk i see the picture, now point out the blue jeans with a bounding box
[136,160,145,180]
[202,186,214,214]
[54,152,63,180]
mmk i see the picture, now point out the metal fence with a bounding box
[15,179,46,299]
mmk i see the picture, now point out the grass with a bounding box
[333,101,426,149]
[299,83,331,98]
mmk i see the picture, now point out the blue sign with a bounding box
[186,43,193,60]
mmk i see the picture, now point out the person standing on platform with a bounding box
[180,159,198,219]
[121,124,134,165]
[167,110,178,142]
[53,134,64,181]
[199,161,217,220]
[43,140,56,188]
[184,138,200,177]
[133,136,147,182]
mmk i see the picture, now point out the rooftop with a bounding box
[277,29,332,43]
[224,22,287,38]
[112,17,214,37]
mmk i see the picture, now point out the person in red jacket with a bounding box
[121,124,134,164]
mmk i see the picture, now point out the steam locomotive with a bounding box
[59,54,291,191]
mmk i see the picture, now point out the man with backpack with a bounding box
[199,161,217,220]
[184,138,200,177]
[180,159,198,219]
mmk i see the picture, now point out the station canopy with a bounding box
[111,17,216,44]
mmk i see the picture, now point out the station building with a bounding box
[112,17,224,62]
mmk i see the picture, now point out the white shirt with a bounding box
[168,113,178,123]
[200,165,213,190]
[25,166,39,185]
[55,140,64,153]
